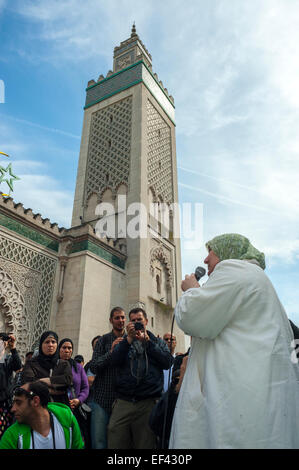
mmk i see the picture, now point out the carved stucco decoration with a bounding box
[128,301,146,312]
[150,245,173,287]
[0,258,41,319]
[0,235,57,349]
[0,267,31,360]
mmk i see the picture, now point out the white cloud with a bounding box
[0,114,80,140]
[11,171,73,228]
[13,0,153,65]
[6,0,299,318]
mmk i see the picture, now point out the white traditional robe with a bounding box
[169,260,299,449]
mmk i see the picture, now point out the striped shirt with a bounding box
[89,331,124,413]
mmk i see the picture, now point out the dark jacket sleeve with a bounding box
[50,360,73,389]
[109,337,131,367]
[21,358,73,389]
[146,336,173,370]
[6,349,22,376]
[21,359,38,384]
[90,334,113,374]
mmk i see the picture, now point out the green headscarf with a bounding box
[206,233,266,270]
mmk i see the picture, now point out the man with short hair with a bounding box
[0,381,84,449]
[162,332,177,393]
[107,307,173,449]
[89,307,126,449]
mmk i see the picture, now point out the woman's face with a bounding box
[41,336,57,356]
[59,341,73,361]
[204,249,221,276]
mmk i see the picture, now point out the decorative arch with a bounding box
[99,186,115,204]
[84,190,99,209]
[83,191,99,222]
[115,182,128,196]
[0,267,31,360]
[150,246,173,286]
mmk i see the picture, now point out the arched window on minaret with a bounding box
[156,274,161,294]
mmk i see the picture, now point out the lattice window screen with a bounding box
[85,97,132,203]
[147,100,174,203]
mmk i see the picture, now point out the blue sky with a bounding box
[1,0,299,324]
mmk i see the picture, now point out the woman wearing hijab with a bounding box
[59,338,90,447]
[169,233,299,449]
[21,331,72,405]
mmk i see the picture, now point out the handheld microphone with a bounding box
[194,266,206,281]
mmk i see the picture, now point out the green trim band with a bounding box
[142,61,175,109]
[0,213,59,252]
[142,81,176,126]
[86,60,144,90]
[85,79,176,126]
[84,79,142,110]
[71,239,125,269]
[85,79,176,125]
[86,60,175,110]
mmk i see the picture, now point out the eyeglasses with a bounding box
[164,337,176,342]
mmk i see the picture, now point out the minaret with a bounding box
[71,25,183,348]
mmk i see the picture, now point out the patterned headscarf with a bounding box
[206,233,266,270]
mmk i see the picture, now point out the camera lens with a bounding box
[134,322,144,331]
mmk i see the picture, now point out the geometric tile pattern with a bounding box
[85,96,132,203]
[147,100,173,203]
[0,235,57,348]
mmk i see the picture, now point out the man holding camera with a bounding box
[89,307,126,448]
[107,308,173,449]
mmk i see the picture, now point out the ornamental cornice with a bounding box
[0,194,65,237]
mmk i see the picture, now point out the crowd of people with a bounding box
[1,232,299,450]
[0,307,186,449]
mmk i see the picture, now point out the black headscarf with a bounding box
[37,330,59,372]
[58,338,78,372]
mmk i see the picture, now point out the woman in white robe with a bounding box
[169,233,299,449]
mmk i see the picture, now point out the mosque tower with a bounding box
[65,25,183,352]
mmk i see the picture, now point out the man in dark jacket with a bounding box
[107,308,173,449]
[0,333,22,438]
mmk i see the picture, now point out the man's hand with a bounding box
[39,377,51,386]
[7,334,16,350]
[110,337,124,352]
[135,329,149,343]
[175,355,189,394]
[181,273,200,292]
[126,322,137,344]
[69,398,80,410]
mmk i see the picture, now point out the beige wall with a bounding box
[55,251,127,362]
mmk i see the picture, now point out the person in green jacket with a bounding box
[0,381,84,449]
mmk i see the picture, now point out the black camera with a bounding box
[0,333,10,342]
[134,322,144,331]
